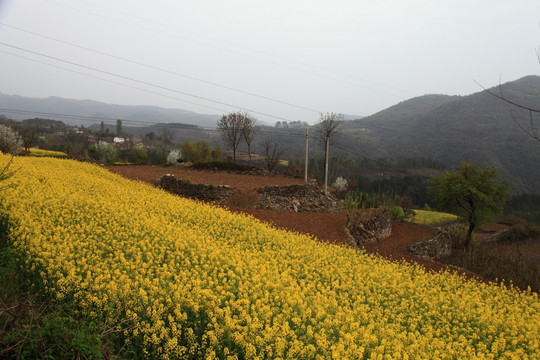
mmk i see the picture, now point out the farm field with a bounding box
[1,157,539,359]
[107,165,467,274]
[109,165,540,283]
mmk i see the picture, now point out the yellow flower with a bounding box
[1,154,539,359]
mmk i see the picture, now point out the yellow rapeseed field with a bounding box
[27,148,68,158]
[1,154,538,359]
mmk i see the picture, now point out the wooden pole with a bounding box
[324,135,329,195]
[304,128,309,183]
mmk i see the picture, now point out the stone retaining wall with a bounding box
[406,230,452,260]
[346,209,392,246]
[257,184,344,212]
[155,174,233,203]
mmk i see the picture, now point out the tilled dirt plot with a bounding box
[107,165,482,278]
[107,165,306,191]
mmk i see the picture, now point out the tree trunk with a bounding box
[465,223,475,247]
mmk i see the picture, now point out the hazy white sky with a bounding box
[0,0,538,124]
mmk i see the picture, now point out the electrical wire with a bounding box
[0,41,301,123]
[0,106,453,160]
[40,0,414,98]
[0,108,207,129]
[0,22,324,114]
[0,49,230,114]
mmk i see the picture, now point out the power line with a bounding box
[0,107,316,137]
[0,41,303,123]
[0,22,323,114]
[1,102,422,144]
[40,0,414,99]
[0,107,438,161]
[0,108,208,129]
[0,49,230,114]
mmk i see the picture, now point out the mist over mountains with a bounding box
[1,75,539,193]
[0,94,221,128]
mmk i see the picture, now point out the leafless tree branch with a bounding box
[240,115,257,164]
[217,112,247,161]
[508,109,540,142]
[475,79,540,143]
[261,137,284,172]
[475,80,540,114]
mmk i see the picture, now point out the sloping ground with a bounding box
[107,165,469,275]
[4,158,538,358]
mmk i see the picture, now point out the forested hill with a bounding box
[343,75,540,194]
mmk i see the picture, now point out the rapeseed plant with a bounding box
[0,154,538,359]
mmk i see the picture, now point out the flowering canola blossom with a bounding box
[1,154,539,359]
[27,148,68,158]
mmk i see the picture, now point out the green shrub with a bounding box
[95,142,118,165]
[180,140,218,163]
[132,146,149,165]
[385,204,406,221]
[343,190,407,220]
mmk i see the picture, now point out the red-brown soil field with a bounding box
[106,165,481,278]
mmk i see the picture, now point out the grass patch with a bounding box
[408,209,458,225]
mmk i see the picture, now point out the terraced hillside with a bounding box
[1,156,539,359]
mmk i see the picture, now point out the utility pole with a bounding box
[304,128,309,183]
[324,135,329,195]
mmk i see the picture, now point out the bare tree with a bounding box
[477,48,540,143]
[261,136,284,172]
[316,112,344,194]
[329,154,348,182]
[217,112,247,161]
[478,80,540,143]
[240,114,257,164]
[20,125,37,152]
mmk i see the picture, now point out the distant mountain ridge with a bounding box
[0,94,221,128]
[1,76,539,194]
[356,94,461,124]
[344,75,540,193]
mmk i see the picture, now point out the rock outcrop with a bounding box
[407,229,452,260]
